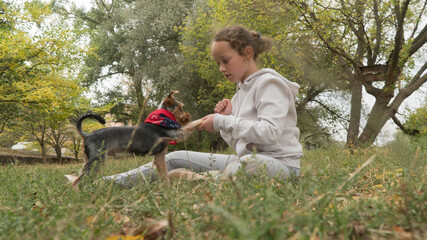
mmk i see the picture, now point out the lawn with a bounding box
[0,136,426,239]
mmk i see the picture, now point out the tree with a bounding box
[58,0,196,122]
[25,111,49,162]
[288,0,427,146]
[46,122,68,164]
[65,134,81,162]
[0,0,88,126]
[0,0,97,162]
[1,1,84,102]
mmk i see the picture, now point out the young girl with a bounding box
[104,26,303,187]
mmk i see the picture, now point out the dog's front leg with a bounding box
[153,146,170,186]
[181,119,204,132]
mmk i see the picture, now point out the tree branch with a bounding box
[338,0,366,45]
[59,7,101,25]
[391,115,419,136]
[291,0,358,67]
[97,0,110,13]
[312,99,348,122]
[409,0,427,41]
[0,114,12,134]
[372,0,382,63]
[0,99,46,104]
[296,85,327,113]
[385,0,410,86]
[362,81,382,96]
[408,59,427,87]
[1,45,46,76]
[303,129,332,142]
[390,72,427,111]
[409,23,427,57]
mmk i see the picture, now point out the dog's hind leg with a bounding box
[83,153,105,176]
[65,151,105,190]
[73,144,106,187]
[153,146,170,186]
[64,173,84,191]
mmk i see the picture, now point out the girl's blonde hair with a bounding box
[213,25,272,59]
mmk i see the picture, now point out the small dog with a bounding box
[65,91,203,188]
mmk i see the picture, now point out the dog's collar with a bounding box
[144,109,180,145]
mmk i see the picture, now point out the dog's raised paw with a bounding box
[64,175,81,191]
[181,118,204,132]
[64,174,79,183]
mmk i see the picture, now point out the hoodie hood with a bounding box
[239,68,300,101]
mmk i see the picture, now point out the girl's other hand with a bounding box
[198,114,215,132]
[214,99,232,115]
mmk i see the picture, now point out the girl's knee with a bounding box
[165,150,194,170]
[165,150,187,161]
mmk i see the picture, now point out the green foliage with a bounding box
[0,143,426,239]
[58,0,232,150]
[0,1,85,107]
[179,0,234,111]
[406,104,427,134]
[0,1,104,155]
[0,0,90,114]
[62,0,196,121]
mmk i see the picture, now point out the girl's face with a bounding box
[211,41,256,83]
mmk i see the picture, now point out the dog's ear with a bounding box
[168,91,178,98]
[164,91,178,106]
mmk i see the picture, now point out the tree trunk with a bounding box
[55,146,63,164]
[134,78,144,110]
[71,136,81,162]
[357,97,392,146]
[41,144,47,164]
[346,79,363,146]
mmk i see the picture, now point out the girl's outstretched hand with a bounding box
[198,114,215,132]
[214,99,232,115]
[199,99,231,132]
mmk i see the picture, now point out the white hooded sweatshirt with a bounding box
[213,68,303,169]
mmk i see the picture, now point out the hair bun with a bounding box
[249,31,261,42]
[214,26,273,60]
[251,31,272,58]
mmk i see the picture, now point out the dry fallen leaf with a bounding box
[106,235,144,240]
[131,218,168,240]
[348,221,366,239]
[393,226,412,240]
[107,218,168,240]
[204,192,213,202]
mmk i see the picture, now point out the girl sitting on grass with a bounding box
[104,25,303,187]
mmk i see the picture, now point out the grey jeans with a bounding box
[103,150,300,188]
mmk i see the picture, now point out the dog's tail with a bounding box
[70,111,106,138]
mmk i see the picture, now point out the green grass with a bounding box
[1,137,426,239]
